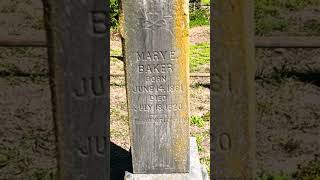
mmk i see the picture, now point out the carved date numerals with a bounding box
[73,75,106,98]
[78,136,107,157]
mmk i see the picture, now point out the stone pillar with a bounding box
[122,0,190,174]
[211,0,257,179]
[43,0,110,179]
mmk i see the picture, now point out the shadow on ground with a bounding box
[256,70,320,87]
[111,142,132,180]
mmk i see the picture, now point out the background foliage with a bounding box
[109,0,210,29]
[110,0,120,29]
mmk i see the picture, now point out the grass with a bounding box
[189,0,319,33]
[304,19,320,34]
[31,16,44,30]
[195,134,205,152]
[190,115,205,127]
[293,155,320,180]
[30,168,56,180]
[192,130,209,172]
[189,111,210,171]
[190,42,210,72]
[257,171,290,180]
[202,111,210,121]
[111,49,123,62]
[0,2,18,13]
[189,8,209,28]
[111,107,128,123]
[255,0,287,35]
[190,111,210,128]
[200,156,210,174]
[257,156,320,180]
[256,16,289,35]
[201,0,210,5]
[0,133,56,179]
[257,100,274,115]
[255,0,320,35]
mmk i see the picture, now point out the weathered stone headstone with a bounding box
[43,0,110,179]
[211,0,256,179]
[122,0,190,174]
[125,138,208,180]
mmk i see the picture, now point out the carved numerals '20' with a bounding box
[91,11,107,34]
[74,76,106,97]
[78,136,107,157]
[219,133,231,151]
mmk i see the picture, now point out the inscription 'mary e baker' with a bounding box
[123,0,190,173]
[136,50,176,61]
[138,63,173,73]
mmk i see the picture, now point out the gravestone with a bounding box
[122,0,193,176]
[42,0,110,179]
[211,0,256,179]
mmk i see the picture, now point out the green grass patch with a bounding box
[293,156,320,180]
[202,111,210,122]
[189,8,209,28]
[195,134,205,152]
[257,171,290,180]
[190,112,210,127]
[190,115,205,127]
[201,0,210,5]
[256,156,320,180]
[304,19,320,34]
[190,42,210,72]
[111,108,128,122]
[31,168,56,180]
[275,0,320,10]
[256,0,319,14]
[255,0,320,35]
[31,16,44,30]
[111,49,123,62]
[111,49,122,56]
[110,0,120,29]
[256,16,288,35]
[200,156,210,174]
[255,0,286,35]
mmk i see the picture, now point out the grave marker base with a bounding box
[124,137,208,180]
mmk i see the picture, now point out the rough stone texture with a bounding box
[43,0,110,179]
[124,137,208,180]
[211,0,256,179]
[122,0,190,174]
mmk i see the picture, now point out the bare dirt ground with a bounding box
[0,0,319,179]
[189,26,210,45]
